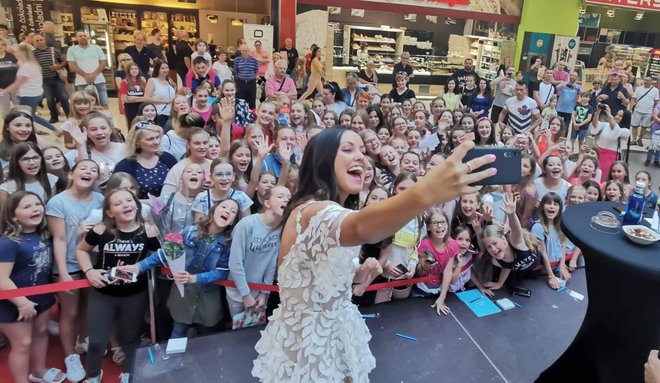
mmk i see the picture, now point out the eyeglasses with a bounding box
[364,138,379,145]
[19,155,41,163]
[214,171,234,179]
[430,220,448,227]
[135,121,155,129]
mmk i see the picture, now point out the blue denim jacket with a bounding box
[138,225,230,293]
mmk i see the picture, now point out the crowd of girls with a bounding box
[0,58,657,383]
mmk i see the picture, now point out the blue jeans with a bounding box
[19,96,55,131]
[571,127,589,143]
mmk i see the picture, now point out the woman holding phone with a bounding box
[252,127,495,382]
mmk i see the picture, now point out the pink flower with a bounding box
[163,232,184,245]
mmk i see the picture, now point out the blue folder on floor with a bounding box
[456,289,502,318]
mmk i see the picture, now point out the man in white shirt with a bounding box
[67,30,108,108]
[499,81,542,134]
[533,70,556,111]
[631,76,660,146]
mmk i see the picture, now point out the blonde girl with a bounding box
[62,92,93,149]
[603,180,625,202]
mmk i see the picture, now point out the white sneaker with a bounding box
[65,353,86,382]
[119,372,131,383]
[47,320,60,336]
[75,336,89,354]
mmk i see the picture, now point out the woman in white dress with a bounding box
[252,127,495,382]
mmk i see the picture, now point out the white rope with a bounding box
[450,310,509,383]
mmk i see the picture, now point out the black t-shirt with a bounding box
[124,45,156,76]
[358,69,375,83]
[147,43,167,62]
[85,226,160,297]
[174,41,193,75]
[0,52,18,88]
[497,246,538,271]
[388,87,416,104]
[391,62,414,87]
[461,87,477,107]
[281,47,299,74]
[452,68,480,94]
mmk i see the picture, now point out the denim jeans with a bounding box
[75,82,109,106]
[43,77,70,120]
[170,321,215,339]
[19,96,55,131]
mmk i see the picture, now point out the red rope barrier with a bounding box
[0,269,439,300]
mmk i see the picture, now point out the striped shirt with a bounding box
[34,47,63,79]
[233,55,259,81]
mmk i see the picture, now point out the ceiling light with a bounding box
[635,12,644,20]
[606,9,615,17]
[579,5,587,15]
[231,19,243,26]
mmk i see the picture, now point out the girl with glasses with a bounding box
[191,158,253,222]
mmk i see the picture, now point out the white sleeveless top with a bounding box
[151,78,174,116]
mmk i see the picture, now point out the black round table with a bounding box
[537,202,660,383]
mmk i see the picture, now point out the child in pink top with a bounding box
[413,209,458,296]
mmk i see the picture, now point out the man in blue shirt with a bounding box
[596,73,629,116]
[260,126,296,181]
[556,71,581,133]
[233,43,259,109]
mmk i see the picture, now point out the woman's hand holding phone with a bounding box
[116,264,140,276]
[86,269,110,288]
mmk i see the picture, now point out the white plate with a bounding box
[622,225,660,246]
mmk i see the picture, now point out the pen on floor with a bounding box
[148,346,155,365]
[511,300,522,308]
[395,333,417,341]
[555,287,567,293]
[469,297,482,303]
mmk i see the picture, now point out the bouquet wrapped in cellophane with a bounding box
[148,194,186,297]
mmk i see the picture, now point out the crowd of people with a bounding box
[0,22,659,383]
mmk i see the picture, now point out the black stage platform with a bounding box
[133,270,587,382]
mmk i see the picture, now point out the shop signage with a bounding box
[578,12,601,28]
[585,0,660,12]
[361,0,523,16]
[11,0,51,35]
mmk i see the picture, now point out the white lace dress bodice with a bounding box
[252,202,376,382]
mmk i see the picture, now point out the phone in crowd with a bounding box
[204,169,211,183]
[395,264,409,274]
[422,249,436,264]
[109,267,138,283]
[462,147,522,185]
[558,137,568,150]
[512,286,532,298]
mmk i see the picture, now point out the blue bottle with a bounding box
[622,181,646,226]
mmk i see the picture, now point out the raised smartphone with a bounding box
[462,147,522,185]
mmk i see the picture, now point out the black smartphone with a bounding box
[462,147,522,185]
[613,205,625,214]
[395,264,409,274]
[512,286,532,298]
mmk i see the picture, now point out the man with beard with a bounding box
[452,58,481,94]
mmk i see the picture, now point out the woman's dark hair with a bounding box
[1,108,38,161]
[138,102,157,119]
[538,192,565,243]
[325,82,343,103]
[152,60,173,86]
[581,180,602,201]
[311,46,320,59]
[392,171,418,195]
[280,127,358,228]
[618,109,632,129]
[366,105,385,130]
[445,77,459,94]
[7,142,53,201]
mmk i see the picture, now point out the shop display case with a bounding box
[52,8,76,48]
[109,10,138,54]
[607,45,651,78]
[80,7,113,90]
[343,25,404,66]
[647,48,660,78]
[448,35,515,80]
[171,13,198,45]
[141,11,169,50]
